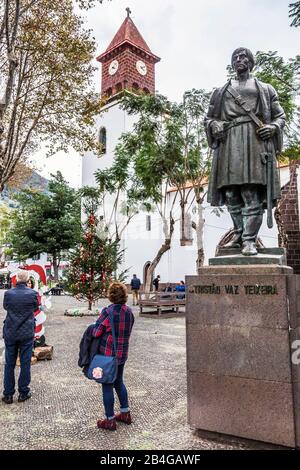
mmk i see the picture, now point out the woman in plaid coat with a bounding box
[92,282,134,430]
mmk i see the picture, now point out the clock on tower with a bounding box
[97,10,160,99]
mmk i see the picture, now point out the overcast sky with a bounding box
[34,0,299,186]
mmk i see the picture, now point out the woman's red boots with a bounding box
[97,418,117,431]
[115,411,132,424]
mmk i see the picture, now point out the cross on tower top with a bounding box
[126,7,131,17]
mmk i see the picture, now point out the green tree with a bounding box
[114,90,210,291]
[0,204,11,243]
[289,1,300,27]
[0,204,12,264]
[94,143,153,243]
[7,171,81,279]
[65,187,125,310]
[0,0,110,191]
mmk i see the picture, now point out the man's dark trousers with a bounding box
[4,339,33,396]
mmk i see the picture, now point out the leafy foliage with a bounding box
[6,172,81,276]
[289,1,300,27]
[119,90,210,201]
[254,51,299,123]
[0,0,104,190]
[65,189,126,308]
[94,134,154,242]
[110,90,211,285]
[0,205,11,245]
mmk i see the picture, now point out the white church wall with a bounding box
[122,211,164,282]
[82,103,136,188]
[82,101,138,239]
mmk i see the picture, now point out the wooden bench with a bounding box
[138,291,185,316]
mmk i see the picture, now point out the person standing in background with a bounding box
[153,275,160,292]
[130,274,141,306]
[2,270,38,404]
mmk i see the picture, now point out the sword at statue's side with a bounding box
[265,139,274,229]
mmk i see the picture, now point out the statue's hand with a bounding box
[257,124,276,140]
[211,121,226,140]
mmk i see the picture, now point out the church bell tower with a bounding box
[97,8,160,99]
[81,9,161,286]
[82,9,160,187]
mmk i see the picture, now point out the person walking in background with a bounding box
[130,274,141,306]
[175,280,186,299]
[153,275,160,292]
[2,270,38,404]
[92,282,134,431]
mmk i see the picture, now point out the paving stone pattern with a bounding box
[0,292,280,450]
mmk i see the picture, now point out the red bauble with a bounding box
[88,214,96,226]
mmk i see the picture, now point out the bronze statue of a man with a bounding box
[205,48,286,255]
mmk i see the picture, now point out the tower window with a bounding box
[98,127,107,154]
[115,82,122,93]
[143,87,150,94]
[132,82,140,93]
[105,87,112,97]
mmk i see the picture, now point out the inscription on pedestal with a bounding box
[190,284,278,295]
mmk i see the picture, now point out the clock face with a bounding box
[136,60,147,76]
[108,60,119,76]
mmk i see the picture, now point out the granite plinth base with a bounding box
[210,247,287,266]
[216,247,286,257]
[186,265,300,448]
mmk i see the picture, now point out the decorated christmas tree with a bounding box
[65,191,125,310]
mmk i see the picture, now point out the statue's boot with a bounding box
[241,209,263,256]
[241,240,257,256]
[223,205,243,248]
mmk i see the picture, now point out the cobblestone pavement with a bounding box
[0,292,278,450]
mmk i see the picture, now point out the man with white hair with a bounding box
[2,269,38,404]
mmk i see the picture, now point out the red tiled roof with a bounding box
[107,16,151,53]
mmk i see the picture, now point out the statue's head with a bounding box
[231,48,255,73]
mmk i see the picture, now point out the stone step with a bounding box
[210,247,287,266]
[216,247,286,257]
[209,253,287,266]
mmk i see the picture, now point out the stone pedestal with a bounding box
[186,264,300,447]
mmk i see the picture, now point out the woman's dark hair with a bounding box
[108,282,128,305]
[231,47,255,71]
[27,278,34,289]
